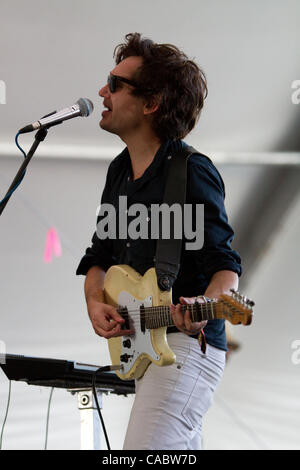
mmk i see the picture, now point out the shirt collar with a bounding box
[123,139,185,181]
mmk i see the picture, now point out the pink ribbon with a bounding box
[44,227,62,263]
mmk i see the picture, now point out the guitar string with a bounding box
[114,305,216,316]
[112,306,206,325]
[111,305,246,323]
[114,305,245,317]
[111,295,247,316]
[113,306,236,323]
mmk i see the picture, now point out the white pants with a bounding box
[123,332,226,450]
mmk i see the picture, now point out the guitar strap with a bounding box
[155,144,202,291]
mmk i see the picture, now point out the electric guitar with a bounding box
[104,264,254,381]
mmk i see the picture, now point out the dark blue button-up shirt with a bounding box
[76,140,242,351]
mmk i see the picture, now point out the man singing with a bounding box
[76,33,242,450]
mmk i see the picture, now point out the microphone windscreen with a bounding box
[77,98,94,117]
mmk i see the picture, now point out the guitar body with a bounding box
[103,265,254,381]
[104,265,176,381]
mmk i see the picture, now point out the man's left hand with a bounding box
[170,296,208,335]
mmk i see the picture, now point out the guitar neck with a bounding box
[117,291,253,328]
[144,302,217,330]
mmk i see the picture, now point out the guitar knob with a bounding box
[120,354,129,363]
[120,353,133,363]
[123,339,131,348]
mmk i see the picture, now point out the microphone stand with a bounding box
[0,127,49,217]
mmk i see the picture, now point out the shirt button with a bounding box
[126,242,130,247]
[146,217,150,222]
[167,155,172,160]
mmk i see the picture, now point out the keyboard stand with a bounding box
[0,354,135,450]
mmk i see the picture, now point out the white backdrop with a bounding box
[0,155,299,450]
[0,0,300,450]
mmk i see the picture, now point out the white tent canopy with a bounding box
[0,0,299,450]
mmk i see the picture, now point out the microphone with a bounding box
[19,98,94,134]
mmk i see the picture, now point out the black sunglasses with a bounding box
[107,74,140,93]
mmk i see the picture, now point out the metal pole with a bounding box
[76,389,103,450]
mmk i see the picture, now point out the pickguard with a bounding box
[118,291,160,374]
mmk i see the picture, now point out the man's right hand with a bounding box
[87,299,135,339]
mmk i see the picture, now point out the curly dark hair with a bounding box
[113,33,208,141]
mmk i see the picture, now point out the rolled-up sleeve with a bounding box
[187,155,242,281]
[76,230,115,275]
[76,164,116,276]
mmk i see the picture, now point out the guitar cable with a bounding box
[44,387,54,450]
[91,365,124,451]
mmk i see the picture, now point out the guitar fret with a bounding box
[200,304,204,321]
[203,304,207,321]
[163,307,168,327]
[198,303,205,321]
[191,305,195,323]
[189,304,194,321]
[206,303,211,320]
[209,303,213,320]
[145,301,219,329]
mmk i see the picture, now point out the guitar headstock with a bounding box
[217,289,254,325]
